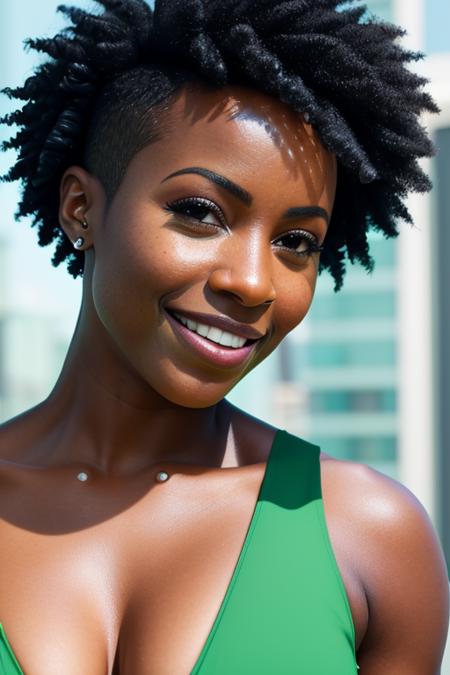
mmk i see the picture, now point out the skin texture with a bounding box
[0,84,448,674]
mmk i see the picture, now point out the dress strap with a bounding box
[261,429,322,507]
[193,428,359,674]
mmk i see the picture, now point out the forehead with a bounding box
[174,83,328,148]
[134,83,337,206]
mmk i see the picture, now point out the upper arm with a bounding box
[355,466,449,674]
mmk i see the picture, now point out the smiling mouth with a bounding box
[167,311,256,350]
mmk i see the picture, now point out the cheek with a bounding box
[248,270,318,378]
[276,257,319,329]
[90,213,216,343]
[90,213,163,344]
[279,278,315,332]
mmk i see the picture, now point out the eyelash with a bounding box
[163,197,324,258]
[163,197,229,230]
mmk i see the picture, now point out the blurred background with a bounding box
[1,0,449,667]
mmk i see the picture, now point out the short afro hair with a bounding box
[1,0,439,290]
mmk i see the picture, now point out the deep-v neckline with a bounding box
[0,430,281,675]
[190,428,279,673]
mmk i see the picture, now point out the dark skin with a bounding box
[0,84,448,674]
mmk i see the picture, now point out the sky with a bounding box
[0,0,158,338]
[426,0,450,54]
[0,0,92,336]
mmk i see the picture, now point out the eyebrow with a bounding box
[161,166,329,223]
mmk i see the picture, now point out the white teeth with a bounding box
[196,323,210,338]
[173,313,247,349]
[219,332,235,348]
[231,335,242,348]
[206,327,223,344]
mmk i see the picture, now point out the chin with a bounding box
[160,383,231,409]
[150,371,239,409]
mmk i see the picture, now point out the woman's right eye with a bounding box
[163,197,228,230]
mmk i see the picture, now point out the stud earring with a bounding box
[81,218,89,230]
[74,237,85,249]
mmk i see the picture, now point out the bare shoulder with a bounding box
[320,451,450,674]
[319,449,436,529]
[319,451,447,564]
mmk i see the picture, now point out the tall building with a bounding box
[421,3,450,575]
[0,240,69,422]
[0,238,8,415]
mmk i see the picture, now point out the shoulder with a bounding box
[320,452,446,568]
[319,449,441,539]
[320,452,450,674]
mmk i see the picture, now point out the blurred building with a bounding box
[0,239,68,421]
[275,233,398,476]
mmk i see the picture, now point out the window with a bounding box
[312,435,397,464]
[310,292,396,320]
[305,341,396,368]
[310,389,396,413]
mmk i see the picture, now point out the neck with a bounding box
[27,303,234,476]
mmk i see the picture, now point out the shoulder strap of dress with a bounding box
[260,429,322,508]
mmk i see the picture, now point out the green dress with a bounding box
[0,430,359,674]
[0,625,22,674]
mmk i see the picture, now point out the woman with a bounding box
[0,0,448,673]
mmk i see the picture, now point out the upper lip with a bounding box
[166,308,266,341]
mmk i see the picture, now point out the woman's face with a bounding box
[85,84,337,407]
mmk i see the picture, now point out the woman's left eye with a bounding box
[163,197,227,230]
[272,230,323,258]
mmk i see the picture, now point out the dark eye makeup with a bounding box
[163,197,324,259]
[272,231,324,258]
[163,197,228,230]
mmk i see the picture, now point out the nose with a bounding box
[207,234,276,307]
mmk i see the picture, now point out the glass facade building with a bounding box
[0,240,68,422]
[435,127,450,573]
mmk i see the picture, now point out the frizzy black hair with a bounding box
[1,0,439,290]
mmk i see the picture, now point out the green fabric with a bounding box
[192,430,359,674]
[0,625,23,674]
[0,430,359,674]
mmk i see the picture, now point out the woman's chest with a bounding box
[0,467,263,674]
[0,466,367,674]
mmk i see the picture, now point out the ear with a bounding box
[58,166,105,251]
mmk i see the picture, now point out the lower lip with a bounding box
[165,311,259,368]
